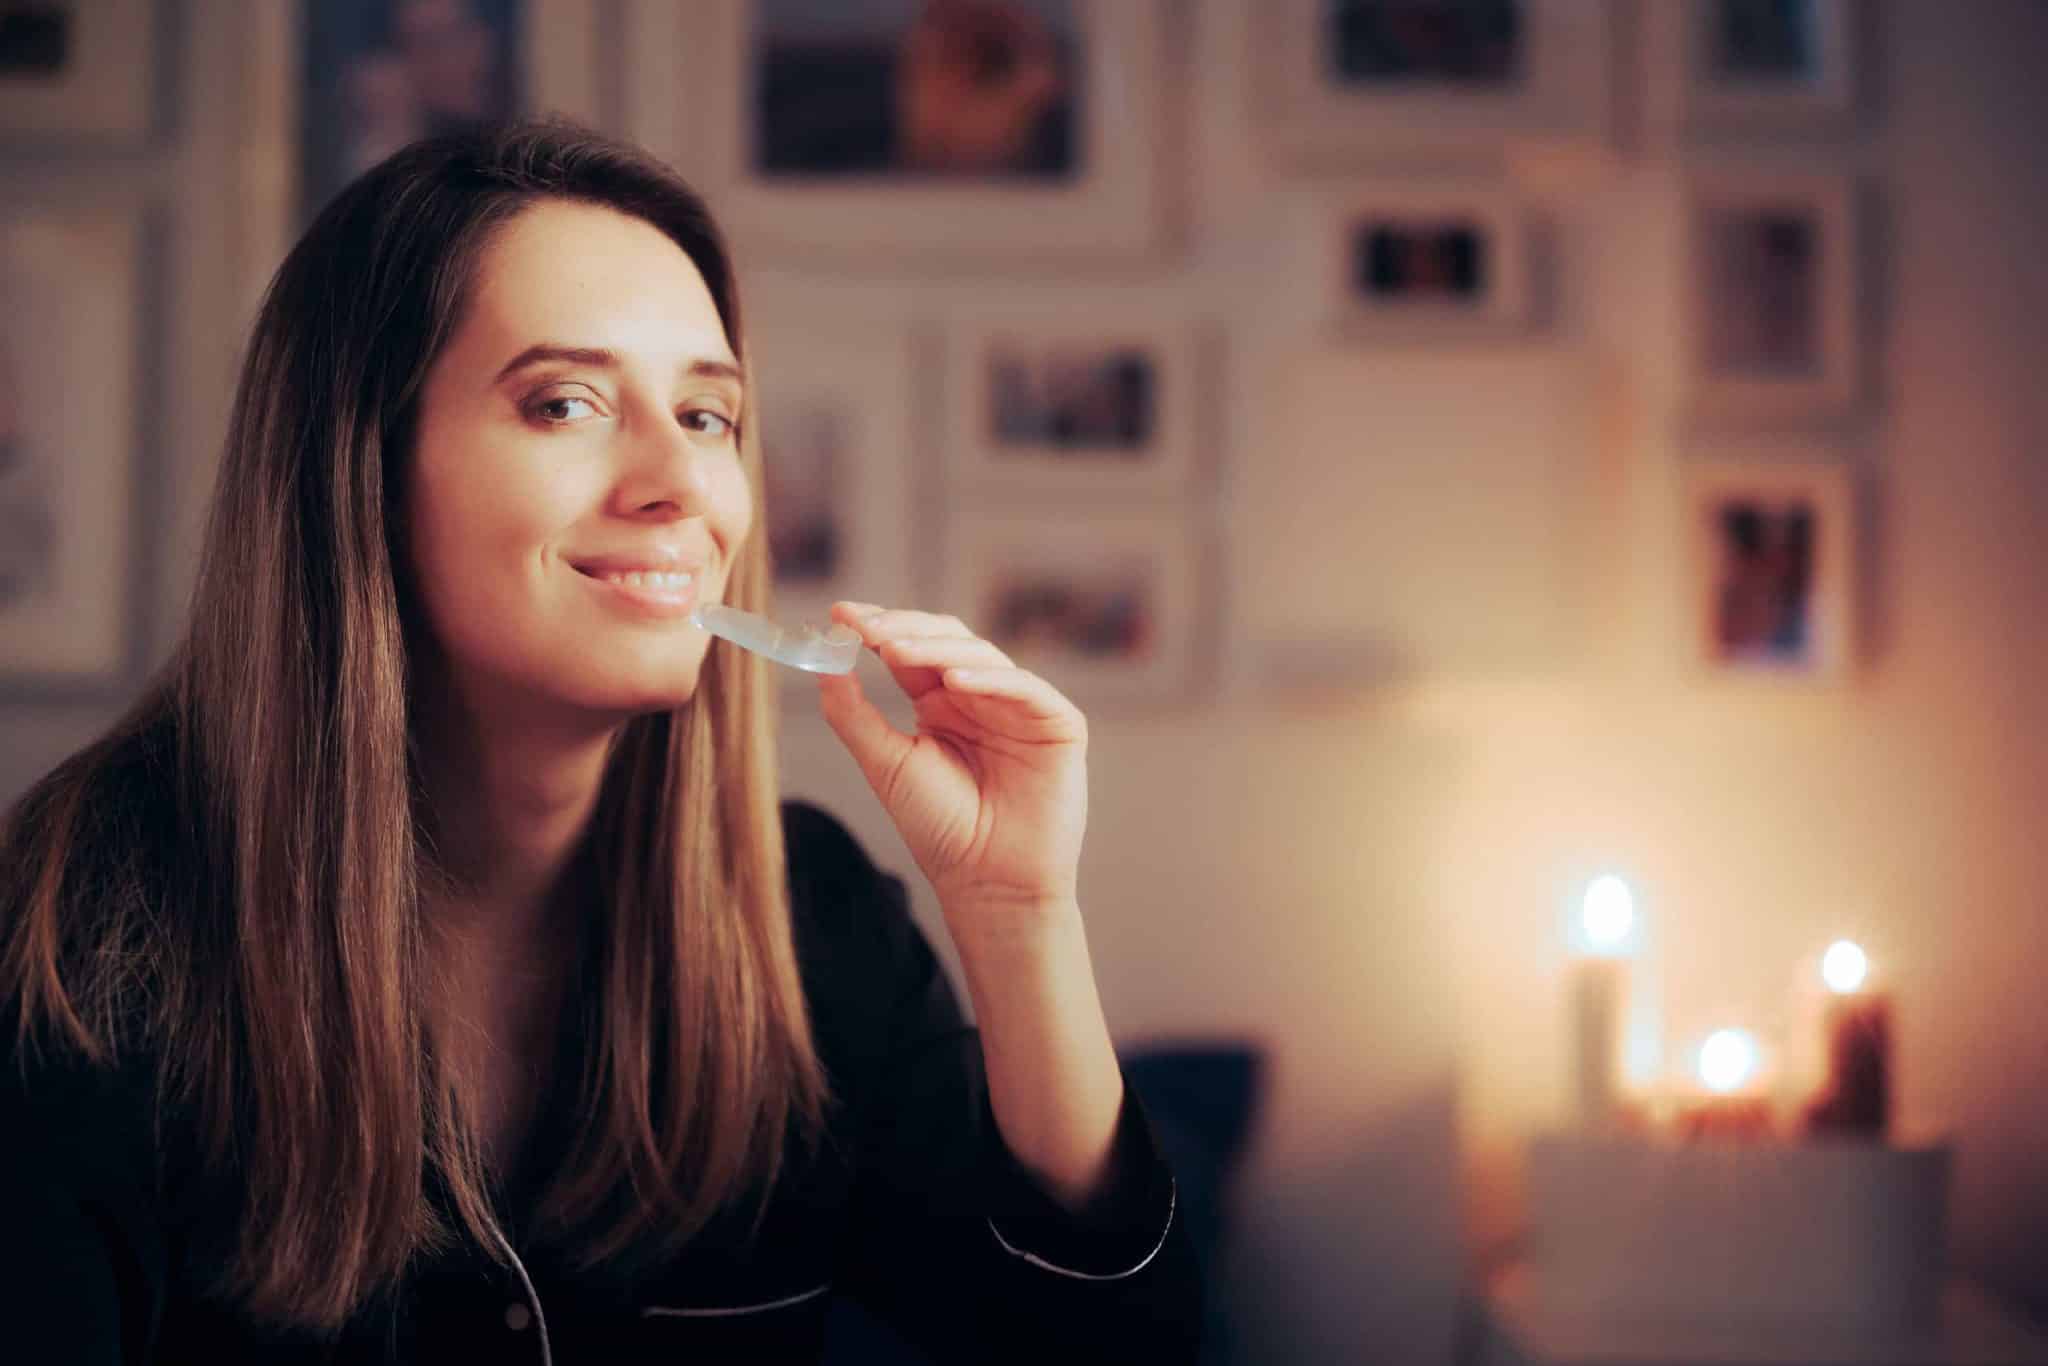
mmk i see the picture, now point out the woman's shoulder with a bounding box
[1,712,182,1179]
[5,706,183,893]
[0,1018,165,1214]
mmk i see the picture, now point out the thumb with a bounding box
[816,670,914,799]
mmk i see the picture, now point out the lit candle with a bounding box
[1803,939,1891,1139]
[1567,874,1635,1131]
[1700,1027,1760,1092]
[1676,1027,1775,1142]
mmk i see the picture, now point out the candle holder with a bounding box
[1673,1093,1776,1143]
[1526,1130,1952,1336]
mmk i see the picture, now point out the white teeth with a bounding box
[601,570,693,591]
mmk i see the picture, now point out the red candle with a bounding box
[1803,940,1891,1139]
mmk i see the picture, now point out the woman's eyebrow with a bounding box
[492,343,742,388]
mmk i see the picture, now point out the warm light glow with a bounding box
[1698,1029,1760,1094]
[1821,940,1869,994]
[1580,875,1635,950]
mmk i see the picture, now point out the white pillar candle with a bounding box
[1567,874,1635,1131]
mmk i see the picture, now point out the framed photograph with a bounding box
[942,513,1201,704]
[1681,450,1855,681]
[945,316,1199,497]
[1682,171,1860,422]
[658,0,1171,261]
[1680,0,1858,129]
[1322,186,1533,337]
[1249,0,1614,170]
[235,0,603,300]
[0,0,155,142]
[0,196,143,684]
[745,317,919,681]
[295,0,603,228]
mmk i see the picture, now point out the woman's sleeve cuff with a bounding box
[980,1078,1180,1280]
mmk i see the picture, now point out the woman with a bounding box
[0,118,1198,1363]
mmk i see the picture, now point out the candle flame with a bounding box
[1698,1028,1759,1093]
[1581,875,1635,949]
[1821,940,1869,994]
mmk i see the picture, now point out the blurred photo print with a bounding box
[1323,0,1524,88]
[950,320,1196,496]
[0,4,68,77]
[300,0,522,224]
[983,559,1155,664]
[987,343,1156,453]
[752,0,1079,181]
[948,514,1198,702]
[1325,189,1530,334]
[761,401,847,587]
[0,0,152,140]
[1708,496,1815,668]
[1684,173,1857,418]
[0,334,55,612]
[1684,455,1854,680]
[1702,205,1820,378]
[1710,0,1823,82]
[0,202,139,683]
[1680,0,1853,128]
[1353,216,1486,303]
[739,322,917,655]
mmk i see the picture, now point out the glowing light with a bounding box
[1821,940,1869,994]
[1580,875,1635,950]
[1698,1029,1760,1094]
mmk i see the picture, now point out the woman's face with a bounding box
[405,200,752,720]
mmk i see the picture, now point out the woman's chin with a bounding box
[555,668,703,717]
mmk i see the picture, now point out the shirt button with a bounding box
[504,1302,533,1332]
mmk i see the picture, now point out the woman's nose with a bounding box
[613,411,719,518]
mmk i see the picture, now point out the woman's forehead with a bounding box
[463,202,731,366]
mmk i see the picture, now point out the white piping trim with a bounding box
[986,1175,1177,1282]
[640,1281,834,1318]
[491,1226,555,1366]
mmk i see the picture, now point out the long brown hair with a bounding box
[0,117,828,1333]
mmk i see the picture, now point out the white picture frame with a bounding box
[1248,0,1615,172]
[0,0,156,143]
[1320,184,1534,339]
[291,0,604,227]
[1681,170,1861,423]
[944,313,1199,498]
[1677,0,1860,131]
[650,0,1172,264]
[238,0,607,311]
[0,194,144,685]
[1680,447,1857,682]
[941,512,1202,706]
[743,314,920,690]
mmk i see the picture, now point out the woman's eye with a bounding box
[682,409,737,440]
[527,393,598,424]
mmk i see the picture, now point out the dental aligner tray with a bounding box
[691,603,861,674]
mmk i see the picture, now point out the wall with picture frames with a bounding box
[8,3,2048,1364]
[0,0,1881,715]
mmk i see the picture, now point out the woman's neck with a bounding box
[412,680,618,948]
